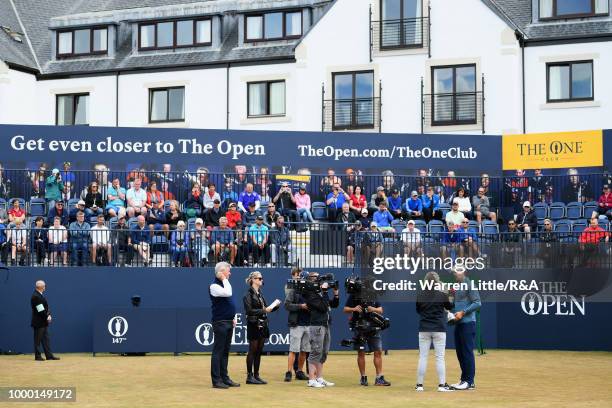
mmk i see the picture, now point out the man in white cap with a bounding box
[401,219,422,256]
[45,168,64,208]
[516,201,537,240]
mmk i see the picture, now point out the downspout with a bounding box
[515,30,526,134]
[226,63,230,130]
[115,71,120,127]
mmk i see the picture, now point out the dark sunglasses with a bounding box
[253,277,263,281]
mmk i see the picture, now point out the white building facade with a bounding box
[1,0,611,135]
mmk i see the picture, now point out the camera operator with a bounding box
[304,272,339,388]
[284,268,310,382]
[343,291,391,386]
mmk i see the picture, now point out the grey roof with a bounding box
[0,0,37,69]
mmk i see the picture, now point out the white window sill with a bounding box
[540,100,600,110]
[146,121,189,128]
[424,123,482,133]
[240,115,291,125]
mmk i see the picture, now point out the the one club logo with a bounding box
[108,316,128,343]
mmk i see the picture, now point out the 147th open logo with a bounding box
[108,316,128,344]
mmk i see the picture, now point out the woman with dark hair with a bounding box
[85,181,105,218]
[452,187,472,220]
[243,271,280,385]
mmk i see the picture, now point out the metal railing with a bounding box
[1,227,609,269]
[371,17,430,52]
[322,97,381,132]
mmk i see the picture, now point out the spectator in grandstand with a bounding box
[249,215,270,266]
[160,180,176,201]
[165,200,185,231]
[91,214,112,266]
[401,220,422,257]
[406,191,424,221]
[507,169,529,205]
[203,183,221,212]
[579,217,609,245]
[415,168,433,190]
[31,216,46,266]
[326,183,349,223]
[450,270,481,391]
[225,202,242,229]
[210,217,237,265]
[320,168,342,199]
[445,202,465,227]
[294,184,315,224]
[69,211,90,266]
[145,181,164,213]
[130,215,151,266]
[441,170,460,200]
[382,170,398,196]
[452,188,472,220]
[336,202,357,228]
[8,218,27,265]
[358,208,371,229]
[8,198,25,227]
[61,161,76,185]
[503,219,522,242]
[273,182,297,227]
[106,178,127,219]
[562,168,593,203]
[255,167,274,203]
[114,217,132,267]
[242,202,259,228]
[388,188,403,219]
[373,202,394,232]
[479,173,492,201]
[84,181,104,218]
[597,185,612,219]
[238,183,261,213]
[0,204,7,225]
[205,199,226,229]
[440,221,464,259]
[349,185,367,217]
[415,271,454,393]
[369,186,387,215]
[69,200,86,223]
[537,219,557,267]
[184,183,204,219]
[472,187,496,224]
[421,186,440,223]
[264,203,281,229]
[31,163,48,198]
[170,220,191,267]
[146,199,168,237]
[270,216,293,267]
[230,165,247,190]
[528,169,552,204]
[346,221,363,265]
[221,178,239,210]
[459,219,482,258]
[284,267,311,382]
[48,216,68,266]
[126,178,147,219]
[0,163,11,199]
[344,168,364,192]
[92,163,111,200]
[44,168,64,207]
[192,218,209,266]
[515,201,537,238]
[362,222,383,265]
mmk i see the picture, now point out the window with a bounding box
[245,10,303,41]
[431,64,477,125]
[332,71,375,129]
[138,19,212,50]
[56,27,107,57]
[247,81,286,117]
[539,0,609,19]
[149,87,185,123]
[547,61,593,102]
[380,0,423,48]
[56,94,89,126]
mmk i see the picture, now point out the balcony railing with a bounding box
[371,17,430,53]
[323,97,381,131]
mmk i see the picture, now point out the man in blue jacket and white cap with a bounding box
[450,268,481,391]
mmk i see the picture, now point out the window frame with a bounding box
[55,93,90,126]
[138,18,213,51]
[244,9,303,42]
[331,70,375,130]
[540,0,609,20]
[56,26,108,58]
[378,0,424,50]
[430,63,478,126]
[148,86,186,124]
[247,80,287,118]
[546,60,594,103]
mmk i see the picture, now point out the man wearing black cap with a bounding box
[205,199,226,228]
[47,200,69,227]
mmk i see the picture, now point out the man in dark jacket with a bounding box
[31,280,60,361]
[304,272,339,388]
[205,199,226,228]
[46,200,69,226]
[515,201,537,238]
[284,268,310,382]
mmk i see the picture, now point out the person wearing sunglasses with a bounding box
[243,271,280,385]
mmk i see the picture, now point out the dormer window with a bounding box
[245,10,302,42]
[539,0,609,20]
[139,18,212,51]
[57,27,107,58]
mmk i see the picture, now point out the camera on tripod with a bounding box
[286,273,338,294]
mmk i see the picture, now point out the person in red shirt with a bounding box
[578,218,609,245]
[349,185,367,216]
[597,185,612,219]
[8,199,25,226]
[225,202,242,229]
